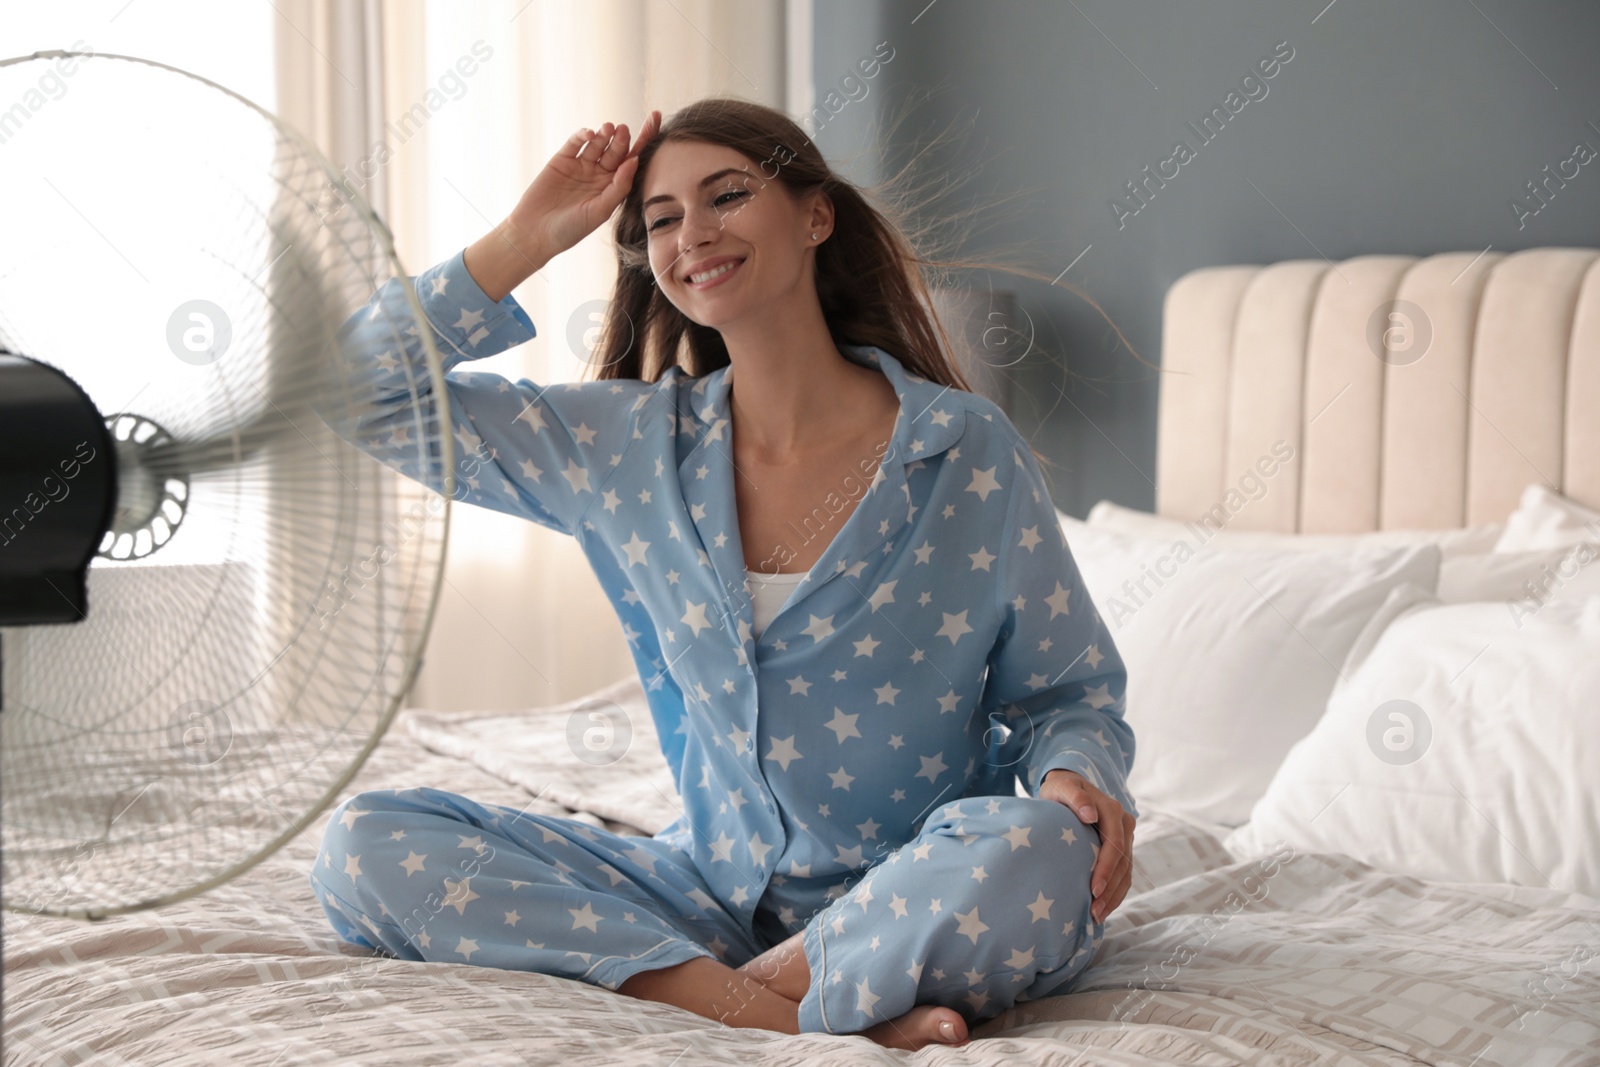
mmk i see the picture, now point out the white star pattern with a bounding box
[824,707,862,743]
[621,531,651,566]
[766,735,803,772]
[560,458,591,494]
[515,401,548,433]
[867,581,897,611]
[442,876,480,916]
[955,906,991,944]
[915,752,949,783]
[681,600,712,637]
[855,976,881,1016]
[802,614,836,642]
[998,825,1036,851]
[936,610,974,645]
[966,466,1002,501]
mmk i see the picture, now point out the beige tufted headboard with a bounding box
[1156,247,1600,532]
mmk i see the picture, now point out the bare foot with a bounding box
[861,1003,970,1050]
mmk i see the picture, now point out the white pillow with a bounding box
[1493,482,1600,552]
[1223,595,1600,899]
[1087,499,1503,560]
[1058,513,1441,827]
[1438,542,1600,604]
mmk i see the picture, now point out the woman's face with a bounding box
[641,139,829,329]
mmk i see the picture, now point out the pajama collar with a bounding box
[674,345,968,654]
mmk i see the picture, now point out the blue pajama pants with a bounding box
[308,786,1105,1035]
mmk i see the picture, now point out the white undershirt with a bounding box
[746,567,808,639]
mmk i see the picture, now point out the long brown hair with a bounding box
[585,91,1154,474]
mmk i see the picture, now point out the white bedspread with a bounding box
[6,679,1598,1066]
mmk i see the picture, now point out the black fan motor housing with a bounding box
[0,351,117,625]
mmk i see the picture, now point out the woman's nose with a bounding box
[677,204,725,253]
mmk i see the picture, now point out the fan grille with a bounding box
[0,51,454,919]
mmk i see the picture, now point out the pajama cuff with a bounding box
[591,937,720,993]
[416,247,538,370]
[1031,749,1140,821]
[796,908,838,1033]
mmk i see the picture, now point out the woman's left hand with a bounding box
[1040,769,1135,924]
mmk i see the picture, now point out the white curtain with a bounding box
[279,0,807,711]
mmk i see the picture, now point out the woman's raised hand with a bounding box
[509,110,662,262]
[465,110,660,302]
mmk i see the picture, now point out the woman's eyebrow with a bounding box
[642,167,748,210]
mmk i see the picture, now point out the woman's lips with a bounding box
[686,257,746,290]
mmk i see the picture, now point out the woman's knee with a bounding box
[954,795,1100,876]
[316,787,436,858]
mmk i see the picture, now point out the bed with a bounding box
[7,247,1599,1065]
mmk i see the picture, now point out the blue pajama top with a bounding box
[332,248,1138,944]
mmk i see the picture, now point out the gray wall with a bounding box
[812,0,1600,518]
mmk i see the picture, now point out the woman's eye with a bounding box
[647,190,749,233]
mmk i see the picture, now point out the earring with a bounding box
[811,232,819,240]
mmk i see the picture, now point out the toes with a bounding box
[932,1007,970,1045]
[866,1005,969,1050]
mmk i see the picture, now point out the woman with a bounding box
[310,98,1138,1052]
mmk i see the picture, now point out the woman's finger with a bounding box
[597,122,631,170]
[1092,850,1130,921]
[559,125,593,159]
[1113,863,1134,907]
[626,109,660,160]
[1099,865,1134,921]
[576,123,612,162]
[1088,804,1129,910]
[1100,815,1138,918]
[594,154,640,215]
[1057,781,1098,825]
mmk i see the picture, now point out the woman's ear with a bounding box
[808,191,835,242]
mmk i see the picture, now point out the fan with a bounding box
[0,50,457,921]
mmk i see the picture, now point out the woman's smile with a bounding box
[685,256,746,289]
